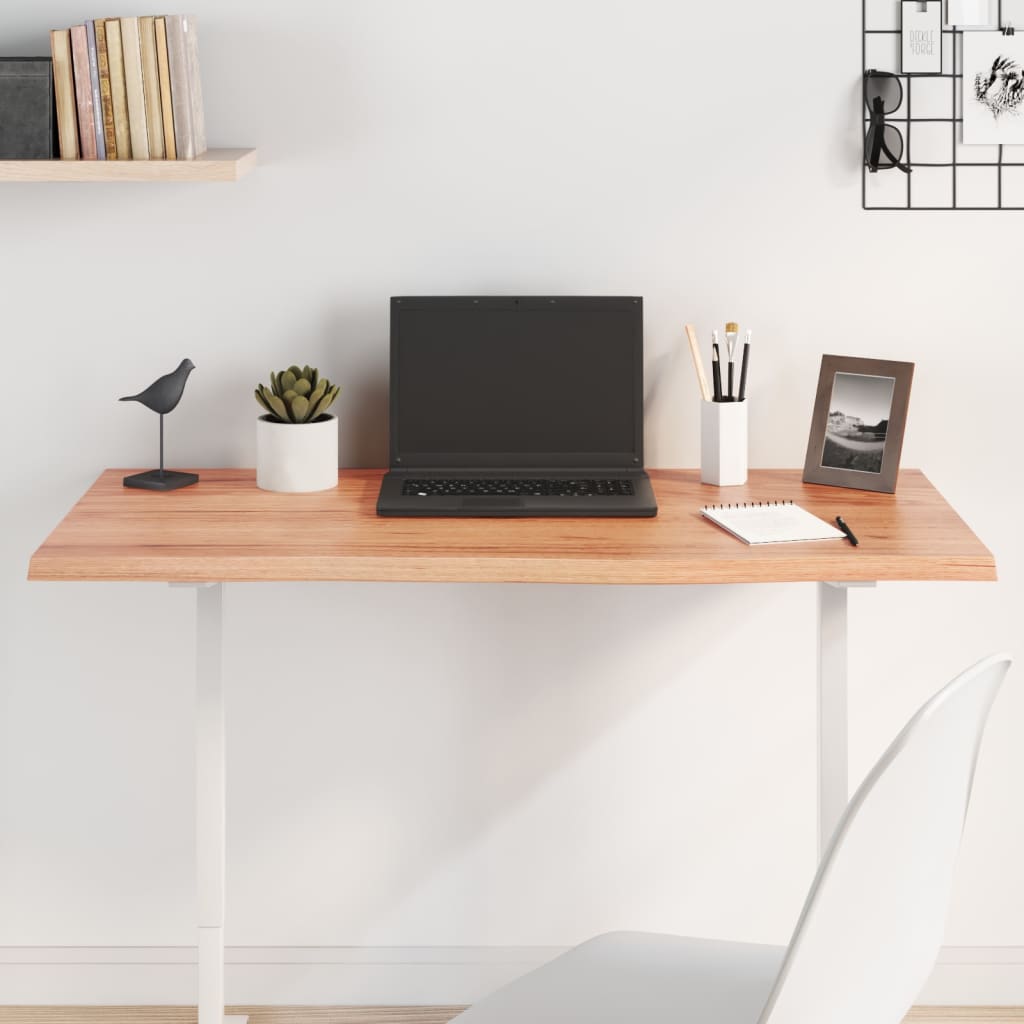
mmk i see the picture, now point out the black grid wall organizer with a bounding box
[864,0,1024,209]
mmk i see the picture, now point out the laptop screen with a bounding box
[389,297,643,469]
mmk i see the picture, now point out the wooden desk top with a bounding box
[27,469,996,585]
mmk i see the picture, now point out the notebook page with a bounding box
[702,501,846,545]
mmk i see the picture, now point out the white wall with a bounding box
[1,0,1022,1004]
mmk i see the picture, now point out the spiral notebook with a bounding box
[702,500,846,545]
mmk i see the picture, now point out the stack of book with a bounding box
[50,14,206,161]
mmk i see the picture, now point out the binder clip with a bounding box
[1002,20,1015,34]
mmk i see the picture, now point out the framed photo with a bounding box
[802,355,914,493]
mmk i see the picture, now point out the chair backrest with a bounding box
[759,654,1011,1024]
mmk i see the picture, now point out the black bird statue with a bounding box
[120,358,199,491]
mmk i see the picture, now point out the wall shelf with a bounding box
[0,147,256,183]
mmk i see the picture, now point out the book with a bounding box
[85,22,106,159]
[701,500,846,546]
[119,16,149,160]
[104,18,132,159]
[139,16,165,159]
[94,20,117,159]
[49,29,79,159]
[164,14,206,159]
[154,17,176,159]
[183,15,206,156]
[0,58,57,159]
[70,26,98,160]
[163,15,193,158]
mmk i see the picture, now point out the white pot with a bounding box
[256,415,339,493]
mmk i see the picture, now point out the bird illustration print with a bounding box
[975,55,1024,119]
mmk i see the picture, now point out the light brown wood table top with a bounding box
[27,469,996,585]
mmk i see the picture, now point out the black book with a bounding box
[0,57,58,159]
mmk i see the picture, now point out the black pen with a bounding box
[836,516,859,546]
[738,333,751,402]
[711,343,723,402]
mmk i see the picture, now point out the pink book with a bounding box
[70,25,98,160]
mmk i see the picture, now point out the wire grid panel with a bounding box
[863,0,1024,209]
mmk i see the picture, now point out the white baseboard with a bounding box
[924,948,1024,1005]
[0,945,1021,1006]
[0,946,562,1006]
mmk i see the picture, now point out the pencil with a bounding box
[684,324,712,402]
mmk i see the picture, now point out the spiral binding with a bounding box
[702,499,794,511]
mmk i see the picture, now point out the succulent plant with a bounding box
[255,365,340,424]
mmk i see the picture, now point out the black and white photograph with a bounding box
[963,31,1024,144]
[820,371,895,474]
[803,356,914,493]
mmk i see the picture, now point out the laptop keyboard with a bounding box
[402,478,636,498]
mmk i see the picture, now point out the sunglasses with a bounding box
[864,70,911,174]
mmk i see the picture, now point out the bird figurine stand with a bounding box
[120,358,199,491]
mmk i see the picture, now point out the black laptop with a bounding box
[376,296,657,517]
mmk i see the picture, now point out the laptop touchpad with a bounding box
[461,497,526,509]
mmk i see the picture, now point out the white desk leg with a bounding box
[817,581,876,860]
[191,583,248,1024]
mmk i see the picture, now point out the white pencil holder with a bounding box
[701,400,748,486]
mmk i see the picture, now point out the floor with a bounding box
[0,1008,1022,1024]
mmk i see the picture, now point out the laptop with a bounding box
[376,296,658,517]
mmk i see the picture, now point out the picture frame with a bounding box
[802,355,914,493]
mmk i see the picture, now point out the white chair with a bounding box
[452,653,1012,1024]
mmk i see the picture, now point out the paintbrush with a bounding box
[725,321,739,399]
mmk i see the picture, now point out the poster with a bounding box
[963,32,1024,143]
[903,1,943,73]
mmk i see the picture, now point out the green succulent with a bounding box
[255,365,340,424]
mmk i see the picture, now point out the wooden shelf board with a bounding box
[0,147,256,182]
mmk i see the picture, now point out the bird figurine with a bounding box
[120,358,199,491]
[120,357,195,414]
